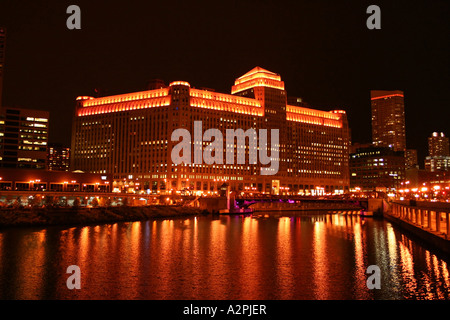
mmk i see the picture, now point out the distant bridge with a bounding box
[234,196,369,212]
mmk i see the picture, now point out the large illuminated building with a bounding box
[371,90,406,152]
[71,67,350,195]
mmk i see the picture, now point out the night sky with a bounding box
[0,0,449,167]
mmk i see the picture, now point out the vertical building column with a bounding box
[446,212,450,239]
[428,210,433,230]
[436,211,441,233]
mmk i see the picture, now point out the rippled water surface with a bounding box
[0,212,449,299]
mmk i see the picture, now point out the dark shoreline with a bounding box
[0,205,208,229]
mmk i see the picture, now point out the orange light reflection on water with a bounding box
[1,214,449,299]
[276,217,294,299]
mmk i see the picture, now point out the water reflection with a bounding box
[0,212,449,299]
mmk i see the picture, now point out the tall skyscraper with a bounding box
[425,132,450,172]
[371,90,406,152]
[0,27,6,108]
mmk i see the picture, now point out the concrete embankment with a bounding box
[0,205,207,228]
[384,211,450,255]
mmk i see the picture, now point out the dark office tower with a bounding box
[371,90,406,152]
[0,27,5,108]
[0,107,49,169]
[47,143,71,171]
[405,149,418,169]
[350,146,405,192]
[72,67,350,195]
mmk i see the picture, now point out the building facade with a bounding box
[0,27,5,108]
[428,132,449,157]
[0,107,49,169]
[47,143,70,171]
[425,156,450,172]
[371,90,406,152]
[425,132,450,172]
[350,146,405,193]
[72,67,350,195]
[405,149,418,169]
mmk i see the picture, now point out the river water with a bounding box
[0,212,449,300]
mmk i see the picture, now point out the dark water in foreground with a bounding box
[0,212,449,299]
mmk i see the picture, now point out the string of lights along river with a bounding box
[0,212,449,300]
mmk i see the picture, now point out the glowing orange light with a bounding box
[287,105,340,120]
[234,67,282,85]
[231,79,285,94]
[78,89,171,116]
[76,96,94,101]
[286,113,342,128]
[231,67,285,94]
[286,105,343,127]
[190,88,264,116]
[82,88,169,107]
[370,94,404,100]
[169,81,190,87]
[331,110,346,114]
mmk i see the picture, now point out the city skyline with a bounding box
[0,1,449,167]
[0,1,450,304]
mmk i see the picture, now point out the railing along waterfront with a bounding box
[390,201,450,240]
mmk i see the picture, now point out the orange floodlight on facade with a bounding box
[231,67,285,94]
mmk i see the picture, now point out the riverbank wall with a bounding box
[0,205,206,228]
[384,202,450,255]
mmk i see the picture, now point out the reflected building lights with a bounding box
[312,221,329,299]
[0,216,449,299]
[398,239,418,294]
[352,222,368,297]
[276,217,294,299]
[12,230,47,299]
